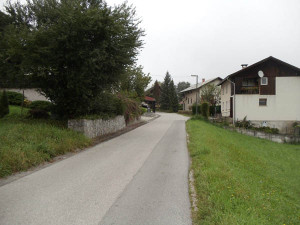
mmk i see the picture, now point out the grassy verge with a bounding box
[187,118,300,225]
[0,106,91,178]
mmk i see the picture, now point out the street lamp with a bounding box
[191,75,198,115]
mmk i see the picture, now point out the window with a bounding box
[261,77,268,85]
[191,98,193,104]
[188,98,189,104]
[225,84,227,94]
[259,98,267,106]
[222,102,224,111]
[226,101,228,110]
[242,78,257,87]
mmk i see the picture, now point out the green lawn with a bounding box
[0,106,91,178]
[187,119,300,225]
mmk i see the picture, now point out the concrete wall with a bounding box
[221,80,231,117]
[68,116,126,138]
[1,88,48,101]
[235,77,300,133]
[228,127,300,144]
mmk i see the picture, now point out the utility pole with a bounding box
[191,75,198,115]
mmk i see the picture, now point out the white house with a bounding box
[181,77,222,111]
[219,56,300,133]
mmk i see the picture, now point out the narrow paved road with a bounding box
[0,113,191,225]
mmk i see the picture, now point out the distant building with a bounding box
[180,77,222,111]
[218,56,300,133]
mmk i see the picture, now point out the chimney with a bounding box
[241,64,248,69]
[202,78,205,83]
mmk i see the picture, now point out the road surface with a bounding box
[0,113,192,225]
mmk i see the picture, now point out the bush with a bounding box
[255,127,279,134]
[209,105,221,116]
[28,109,50,119]
[201,102,209,118]
[140,107,147,114]
[235,116,252,129]
[29,100,53,112]
[178,110,192,115]
[0,91,10,118]
[118,95,142,124]
[192,104,201,115]
[6,91,24,106]
[215,105,221,114]
[178,104,183,110]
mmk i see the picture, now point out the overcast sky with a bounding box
[1,0,300,85]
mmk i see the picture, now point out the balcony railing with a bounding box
[240,86,259,94]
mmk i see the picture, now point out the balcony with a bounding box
[240,86,259,94]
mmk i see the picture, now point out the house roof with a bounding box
[144,96,156,102]
[180,77,222,93]
[218,56,300,85]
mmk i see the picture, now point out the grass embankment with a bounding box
[0,106,91,178]
[187,119,300,225]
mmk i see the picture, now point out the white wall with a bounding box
[1,88,48,102]
[182,89,198,111]
[221,80,231,117]
[235,76,300,121]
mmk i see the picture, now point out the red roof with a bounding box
[144,96,156,102]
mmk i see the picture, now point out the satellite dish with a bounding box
[258,70,264,77]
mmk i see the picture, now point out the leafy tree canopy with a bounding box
[1,0,144,118]
[176,81,190,100]
[200,84,220,106]
[119,65,151,100]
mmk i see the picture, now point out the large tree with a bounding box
[2,0,144,118]
[160,72,171,110]
[160,72,178,112]
[152,80,161,102]
[120,65,151,100]
[170,80,178,112]
[200,84,221,106]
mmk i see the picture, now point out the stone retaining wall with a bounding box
[68,116,126,138]
[225,127,300,144]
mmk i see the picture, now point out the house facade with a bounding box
[219,56,300,133]
[181,77,222,111]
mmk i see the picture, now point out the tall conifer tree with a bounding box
[170,80,178,112]
[160,72,171,110]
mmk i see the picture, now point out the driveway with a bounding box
[0,113,192,225]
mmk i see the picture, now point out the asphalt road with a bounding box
[0,113,192,225]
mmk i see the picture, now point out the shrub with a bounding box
[28,109,50,119]
[192,104,201,115]
[0,91,10,118]
[201,102,209,118]
[209,105,221,116]
[6,91,24,106]
[29,100,53,112]
[178,104,183,110]
[215,105,221,114]
[118,95,142,124]
[236,116,252,129]
[178,110,192,115]
[114,97,125,116]
[140,107,147,114]
[255,127,279,134]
